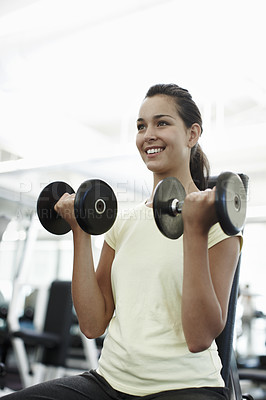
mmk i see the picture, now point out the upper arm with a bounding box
[209,236,241,324]
[96,240,116,325]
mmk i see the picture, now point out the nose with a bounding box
[144,125,157,142]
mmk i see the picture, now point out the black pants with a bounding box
[1,370,230,400]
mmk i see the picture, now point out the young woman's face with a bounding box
[136,94,192,179]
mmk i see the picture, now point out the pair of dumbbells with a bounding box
[37,172,247,238]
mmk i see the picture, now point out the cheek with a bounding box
[135,134,143,152]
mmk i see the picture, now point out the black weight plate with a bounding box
[37,181,74,235]
[153,177,186,240]
[74,179,117,235]
[215,172,247,236]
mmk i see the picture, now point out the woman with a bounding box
[3,84,241,399]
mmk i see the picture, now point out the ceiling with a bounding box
[0,0,266,219]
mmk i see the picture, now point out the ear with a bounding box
[188,123,201,148]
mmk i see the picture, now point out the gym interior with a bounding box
[0,0,266,398]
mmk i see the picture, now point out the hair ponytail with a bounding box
[145,83,210,190]
[190,143,210,190]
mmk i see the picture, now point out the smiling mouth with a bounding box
[146,147,165,155]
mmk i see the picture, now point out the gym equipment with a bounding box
[153,176,185,240]
[153,172,247,240]
[37,179,117,235]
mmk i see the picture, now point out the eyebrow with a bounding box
[136,114,175,123]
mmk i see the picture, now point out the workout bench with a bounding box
[209,174,253,400]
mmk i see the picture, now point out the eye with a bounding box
[157,120,168,127]
[137,123,145,132]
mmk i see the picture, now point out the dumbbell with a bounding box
[153,172,247,240]
[37,179,117,235]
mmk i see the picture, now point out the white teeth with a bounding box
[146,148,164,154]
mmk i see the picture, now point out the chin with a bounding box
[146,163,165,174]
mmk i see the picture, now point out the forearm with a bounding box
[71,228,108,338]
[182,229,224,352]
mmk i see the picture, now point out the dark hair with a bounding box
[145,84,210,190]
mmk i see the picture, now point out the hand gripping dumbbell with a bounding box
[37,180,117,235]
[153,172,247,240]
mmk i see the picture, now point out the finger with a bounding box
[54,193,74,212]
